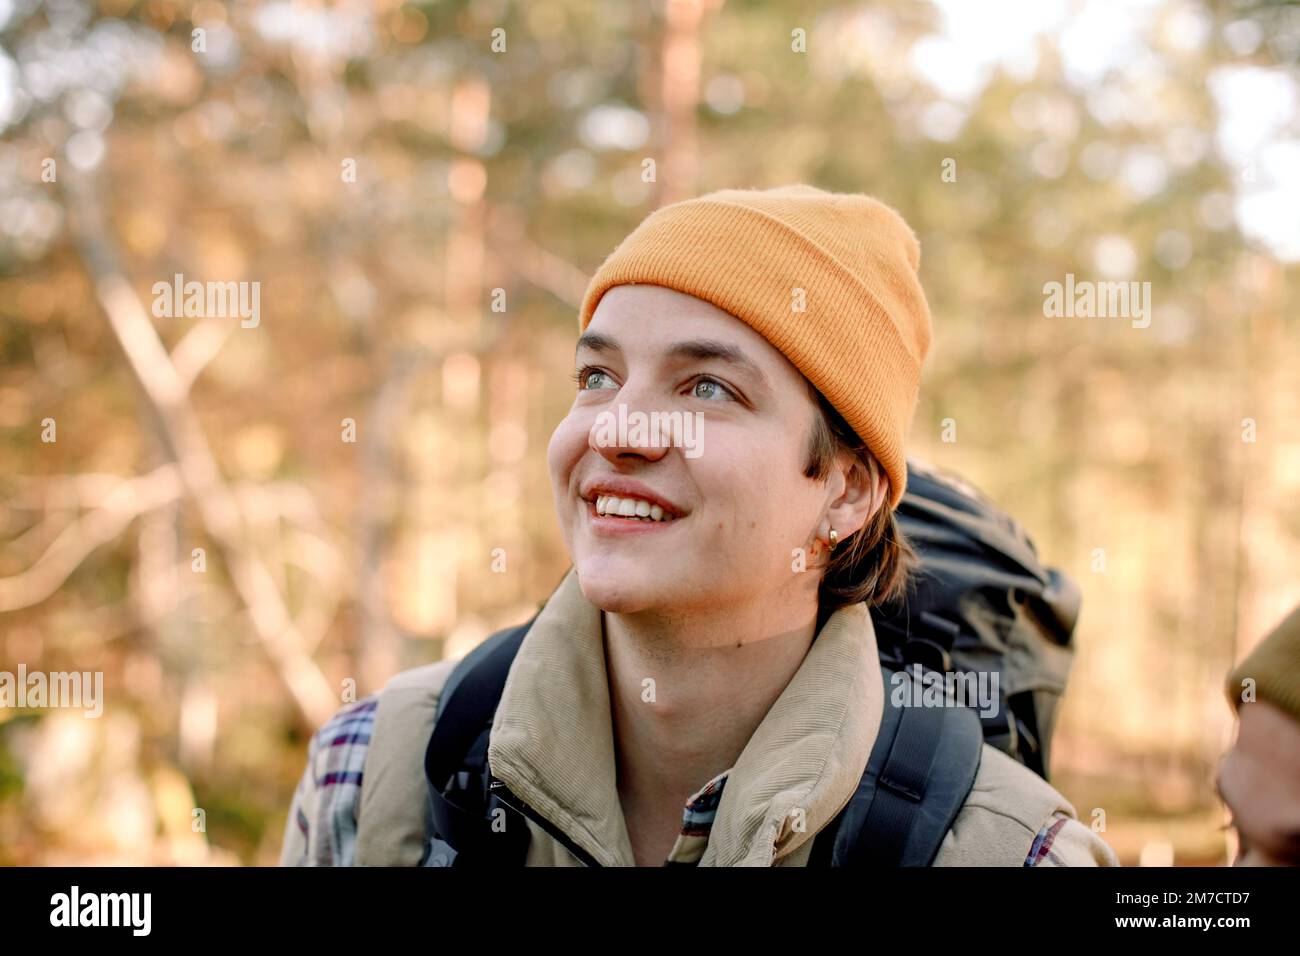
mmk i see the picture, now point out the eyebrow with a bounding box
[575,331,620,356]
[575,333,772,393]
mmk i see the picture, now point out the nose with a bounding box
[588,380,673,465]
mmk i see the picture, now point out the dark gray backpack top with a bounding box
[871,459,1080,779]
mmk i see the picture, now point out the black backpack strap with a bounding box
[810,666,983,867]
[421,617,534,866]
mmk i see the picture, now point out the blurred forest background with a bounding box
[1,0,1298,866]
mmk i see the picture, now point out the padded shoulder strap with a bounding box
[422,618,534,866]
[810,667,984,867]
[355,659,459,866]
[355,616,536,866]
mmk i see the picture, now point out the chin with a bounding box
[574,562,664,614]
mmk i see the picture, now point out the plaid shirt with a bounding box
[283,694,1079,867]
[285,696,376,867]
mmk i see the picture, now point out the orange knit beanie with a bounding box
[1226,603,1300,722]
[578,184,932,507]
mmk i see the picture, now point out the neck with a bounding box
[603,595,822,826]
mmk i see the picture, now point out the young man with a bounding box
[1218,603,1300,866]
[281,185,1117,867]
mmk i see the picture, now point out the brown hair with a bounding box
[803,381,916,613]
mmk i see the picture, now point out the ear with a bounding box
[824,452,888,541]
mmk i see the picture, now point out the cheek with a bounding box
[547,414,588,517]
[751,482,821,550]
[705,437,820,547]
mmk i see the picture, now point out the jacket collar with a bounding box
[487,567,884,866]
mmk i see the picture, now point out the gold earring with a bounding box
[828,529,838,553]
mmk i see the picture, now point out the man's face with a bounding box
[1217,700,1300,865]
[547,284,839,620]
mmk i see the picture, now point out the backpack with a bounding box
[421,459,1079,867]
[870,459,1080,779]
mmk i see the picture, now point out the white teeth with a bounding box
[593,494,674,521]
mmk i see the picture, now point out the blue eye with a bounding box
[573,366,616,390]
[691,377,734,401]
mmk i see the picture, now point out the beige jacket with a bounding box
[283,568,1118,867]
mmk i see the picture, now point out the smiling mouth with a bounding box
[586,494,681,523]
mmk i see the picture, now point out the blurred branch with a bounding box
[496,235,590,311]
[170,316,236,391]
[356,348,428,685]
[0,466,181,612]
[7,508,77,560]
[283,527,346,655]
[61,171,338,730]
[8,472,165,509]
[233,481,348,655]
[654,0,706,204]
